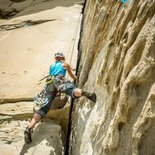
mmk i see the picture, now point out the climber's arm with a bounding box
[63,63,77,80]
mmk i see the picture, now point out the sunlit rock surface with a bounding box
[70,0,155,155]
[0,0,82,99]
[0,0,82,154]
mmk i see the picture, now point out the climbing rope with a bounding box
[64,12,83,155]
[66,13,82,80]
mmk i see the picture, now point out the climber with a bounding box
[121,0,128,3]
[24,52,96,143]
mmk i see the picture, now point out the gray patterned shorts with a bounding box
[36,76,76,117]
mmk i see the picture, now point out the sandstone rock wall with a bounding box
[70,0,155,155]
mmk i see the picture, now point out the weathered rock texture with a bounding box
[70,0,155,155]
[0,100,70,155]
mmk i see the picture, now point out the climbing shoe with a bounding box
[82,92,97,103]
[24,127,32,143]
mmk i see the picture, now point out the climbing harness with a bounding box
[46,75,55,84]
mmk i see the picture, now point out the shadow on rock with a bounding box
[0,0,82,19]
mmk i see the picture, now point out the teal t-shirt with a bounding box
[49,61,66,77]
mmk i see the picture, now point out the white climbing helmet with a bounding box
[54,52,65,59]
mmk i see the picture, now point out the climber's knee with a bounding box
[73,88,82,97]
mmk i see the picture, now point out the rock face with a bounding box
[0,0,82,99]
[0,0,82,154]
[70,0,155,155]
